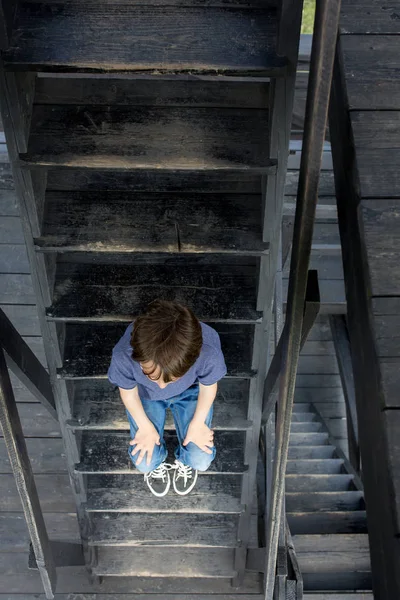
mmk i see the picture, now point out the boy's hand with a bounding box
[183,418,214,454]
[130,421,160,466]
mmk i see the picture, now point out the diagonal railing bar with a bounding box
[263,1,342,598]
[0,308,57,420]
[261,269,320,427]
[0,344,57,599]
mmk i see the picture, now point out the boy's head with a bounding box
[131,299,202,383]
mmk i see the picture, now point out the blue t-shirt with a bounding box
[108,322,227,401]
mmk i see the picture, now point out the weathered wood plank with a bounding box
[295,388,344,404]
[1,304,41,336]
[384,410,400,535]
[0,474,75,512]
[0,244,29,273]
[89,512,239,547]
[286,491,365,513]
[288,511,367,535]
[23,106,272,171]
[283,279,346,314]
[87,473,243,514]
[283,253,343,280]
[72,378,249,431]
[285,170,335,197]
[0,512,80,551]
[60,322,255,378]
[0,215,23,242]
[94,546,235,577]
[380,361,400,409]
[0,274,35,303]
[0,438,66,473]
[48,257,260,322]
[295,374,342,388]
[0,188,18,215]
[9,372,42,402]
[21,336,46,367]
[76,430,246,474]
[5,4,281,74]
[342,36,400,110]
[37,191,266,255]
[341,0,400,34]
[46,169,262,193]
[35,77,270,108]
[0,160,14,189]
[0,403,60,438]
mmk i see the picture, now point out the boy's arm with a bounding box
[183,382,217,454]
[119,387,160,466]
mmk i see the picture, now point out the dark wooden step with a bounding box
[288,511,368,535]
[294,534,371,577]
[88,513,239,547]
[285,459,344,474]
[303,593,372,599]
[86,473,243,513]
[47,255,261,322]
[284,432,330,446]
[35,191,267,255]
[21,105,274,171]
[75,430,246,474]
[303,572,372,592]
[59,322,255,378]
[287,446,336,460]
[70,378,250,431]
[285,474,354,492]
[291,412,317,423]
[286,491,365,513]
[290,422,322,433]
[93,547,236,577]
[5,3,284,75]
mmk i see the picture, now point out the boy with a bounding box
[108,299,227,497]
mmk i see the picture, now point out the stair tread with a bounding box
[60,322,255,378]
[288,511,368,535]
[303,595,373,599]
[5,3,284,75]
[288,446,336,459]
[290,422,322,432]
[286,491,365,513]
[284,432,330,446]
[93,546,236,577]
[286,459,344,474]
[36,191,268,255]
[47,256,260,322]
[294,534,371,574]
[21,105,275,171]
[285,474,354,492]
[87,473,243,513]
[71,378,250,431]
[89,512,241,547]
[76,430,246,474]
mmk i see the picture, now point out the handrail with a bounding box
[262,1,342,598]
[0,308,57,598]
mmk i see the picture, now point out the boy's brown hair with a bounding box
[130,299,203,383]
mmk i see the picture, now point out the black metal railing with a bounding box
[260,1,342,597]
[0,308,57,599]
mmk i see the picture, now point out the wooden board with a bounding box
[76,430,246,474]
[0,188,18,216]
[0,244,29,273]
[0,512,80,551]
[0,438,66,473]
[285,170,335,197]
[0,304,41,336]
[6,4,282,74]
[0,474,75,512]
[23,105,272,171]
[341,0,400,34]
[35,76,270,108]
[48,257,260,322]
[0,274,35,303]
[384,410,400,535]
[60,322,255,378]
[0,215,24,243]
[37,191,266,255]
[72,378,250,431]
[342,36,400,110]
[0,402,60,438]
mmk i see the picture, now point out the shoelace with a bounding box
[174,460,193,487]
[144,462,174,483]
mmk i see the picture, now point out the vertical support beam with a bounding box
[329,315,360,473]
[0,345,56,599]
[0,0,18,50]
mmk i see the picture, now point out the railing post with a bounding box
[264,2,342,597]
[0,344,57,599]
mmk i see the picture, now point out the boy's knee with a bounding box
[128,445,164,473]
[182,442,216,472]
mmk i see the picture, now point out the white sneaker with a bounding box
[144,462,173,497]
[172,460,198,495]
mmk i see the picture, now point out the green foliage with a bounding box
[302,0,316,34]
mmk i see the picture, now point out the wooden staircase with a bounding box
[0,0,372,597]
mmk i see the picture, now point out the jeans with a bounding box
[127,383,216,474]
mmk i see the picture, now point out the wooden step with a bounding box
[303,594,373,599]
[70,378,250,431]
[288,511,368,535]
[5,3,284,75]
[75,430,246,474]
[21,105,275,171]
[303,572,372,592]
[285,474,354,492]
[286,459,344,474]
[93,547,236,577]
[285,432,330,446]
[290,422,322,433]
[291,412,317,423]
[47,255,261,322]
[86,473,243,514]
[286,491,365,513]
[88,512,240,547]
[35,191,267,255]
[294,533,371,573]
[59,322,255,378]
[288,446,336,460]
